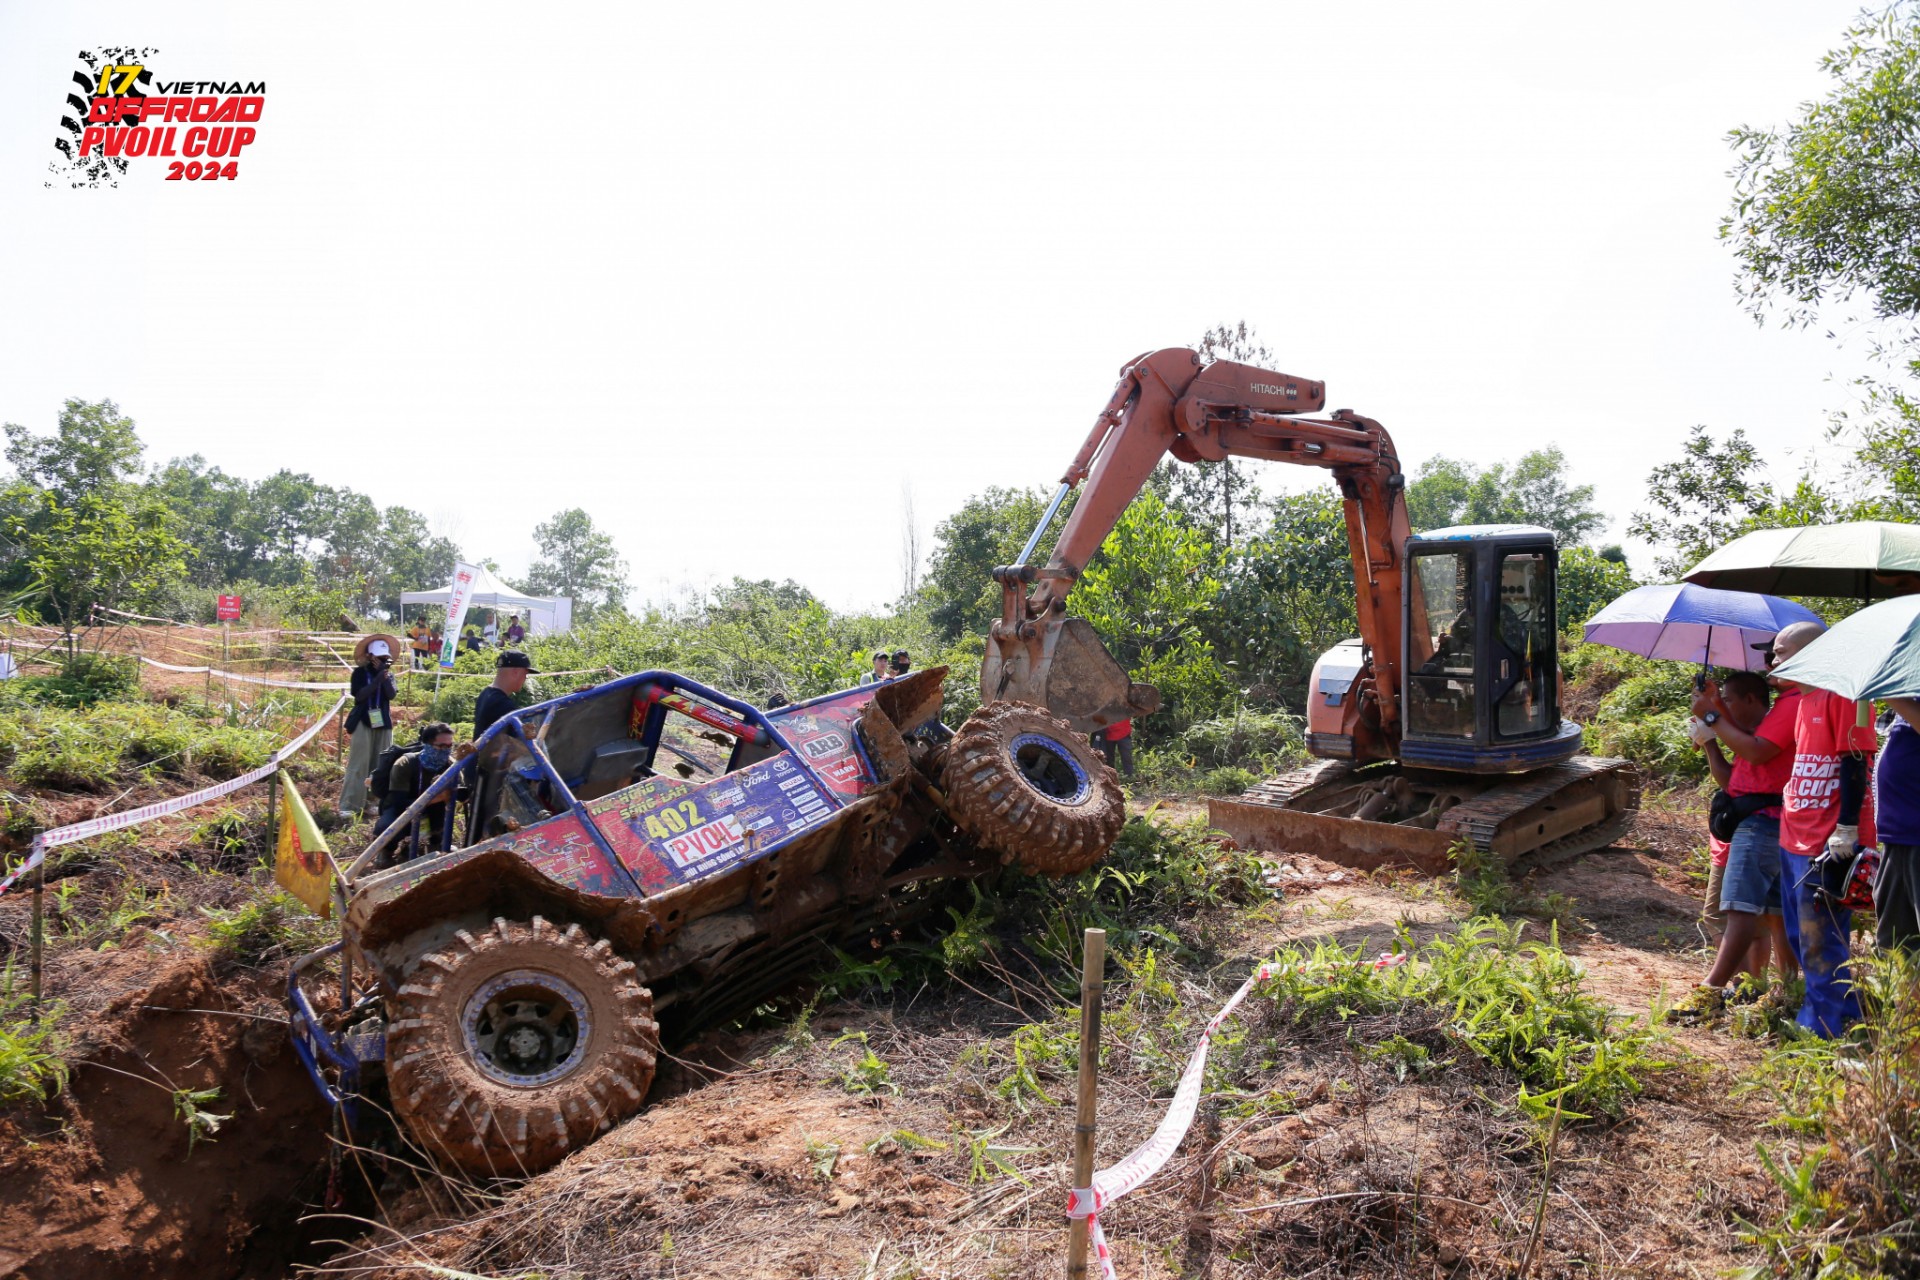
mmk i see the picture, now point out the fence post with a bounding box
[1067,927,1106,1279]
[266,770,279,858]
[29,845,45,1020]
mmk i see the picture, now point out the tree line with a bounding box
[0,401,633,633]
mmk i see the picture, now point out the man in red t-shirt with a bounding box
[1773,621,1876,1036]
[1096,718,1134,778]
[1684,671,1797,1014]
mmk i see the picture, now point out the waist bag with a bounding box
[1709,790,1780,842]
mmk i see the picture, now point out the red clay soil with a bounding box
[0,957,332,1280]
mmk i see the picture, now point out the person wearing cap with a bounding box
[474,650,539,738]
[890,649,911,677]
[1772,620,1877,1036]
[860,650,889,685]
[342,635,399,818]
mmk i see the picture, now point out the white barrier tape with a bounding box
[0,692,348,897]
[426,666,604,681]
[131,655,349,689]
[1070,951,1406,1279]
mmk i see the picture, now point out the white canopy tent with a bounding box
[399,566,573,636]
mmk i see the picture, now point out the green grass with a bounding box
[198,890,335,965]
[0,694,296,792]
[1257,917,1669,1123]
[0,967,69,1104]
[1732,952,1920,1279]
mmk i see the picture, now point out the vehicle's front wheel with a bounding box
[386,915,658,1177]
[943,701,1124,876]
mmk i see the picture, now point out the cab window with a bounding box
[1407,549,1475,739]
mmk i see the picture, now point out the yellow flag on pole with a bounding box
[274,770,333,917]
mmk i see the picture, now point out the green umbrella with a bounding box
[1769,594,1920,701]
[1683,521,1920,599]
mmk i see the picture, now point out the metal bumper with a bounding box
[286,942,384,1125]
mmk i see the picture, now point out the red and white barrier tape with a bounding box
[1066,950,1407,1279]
[0,692,348,898]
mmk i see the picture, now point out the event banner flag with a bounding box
[274,771,333,917]
[440,561,480,670]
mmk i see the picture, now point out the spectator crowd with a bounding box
[1679,617,1917,1037]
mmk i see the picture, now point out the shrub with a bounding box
[1579,651,1708,782]
[3,653,139,708]
[1260,917,1667,1122]
[0,967,68,1104]
[199,890,335,965]
[1174,708,1306,771]
[1198,766,1258,795]
[1735,952,1920,1278]
[12,715,120,790]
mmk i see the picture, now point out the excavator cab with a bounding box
[1400,525,1583,772]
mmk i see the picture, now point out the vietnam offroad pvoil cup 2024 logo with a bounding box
[49,47,264,188]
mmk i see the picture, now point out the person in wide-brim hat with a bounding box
[353,633,405,666]
[342,633,403,819]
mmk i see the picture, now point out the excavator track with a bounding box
[1209,756,1639,874]
[1239,760,1358,808]
[1435,757,1640,862]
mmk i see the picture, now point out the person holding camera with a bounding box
[1671,667,1798,1022]
[341,635,399,818]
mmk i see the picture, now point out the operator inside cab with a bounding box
[1405,528,1559,750]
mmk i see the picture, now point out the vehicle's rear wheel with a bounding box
[386,915,658,1178]
[943,701,1124,876]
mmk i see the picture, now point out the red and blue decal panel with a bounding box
[373,811,637,902]
[514,814,635,898]
[767,689,878,800]
[586,750,843,894]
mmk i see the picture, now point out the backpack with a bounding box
[368,740,425,806]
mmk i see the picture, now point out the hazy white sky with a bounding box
[0,1,1880,611]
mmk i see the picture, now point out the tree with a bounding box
[919,486,1075,641]
[1404,457,1477,533]
[1071,491,1230,729]
[523,508,629,615]
[1169,321,1276,550]
[1556,545,1637,634]
[148,456,260,586]
[1402,447,1605,544]
[1626,426,1785,576]
[0,399,183,644]
[1216,490,1357,707]
[1724,4,1920,358]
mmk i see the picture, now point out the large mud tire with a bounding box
[386,915,658,1178]
[943,701,1124,876]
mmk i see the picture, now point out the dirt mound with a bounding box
[0,955,332,1280]
[332,1070,970,1280]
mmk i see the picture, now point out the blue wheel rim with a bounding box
[1009,733,1091,805]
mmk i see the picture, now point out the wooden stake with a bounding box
[266,769,279,857]
[29,849,45,1020]
[1067,927,1106,1279]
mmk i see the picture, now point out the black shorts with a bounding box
[1876,842,1920,955]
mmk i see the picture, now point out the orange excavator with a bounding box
[983,347,1638,871]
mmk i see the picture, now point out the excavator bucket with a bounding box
[981,617,1160,735]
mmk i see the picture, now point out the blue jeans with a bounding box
[1780,849,1862,1036]
[1720,814,1782,915]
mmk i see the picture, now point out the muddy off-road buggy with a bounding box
[288,667,1122,1176]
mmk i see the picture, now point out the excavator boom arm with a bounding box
[988,347,1412,757]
